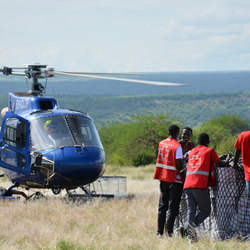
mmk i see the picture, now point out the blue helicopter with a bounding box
[0,63,185,197]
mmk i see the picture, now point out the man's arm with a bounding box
[176,159,184,171]
[213,150,229,167]
[175,146,184,170]
[216,159,228,167]
[229,148,241,169]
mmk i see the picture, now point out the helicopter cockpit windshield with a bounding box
[30,116,103,151]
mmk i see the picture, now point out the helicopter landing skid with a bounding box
[66,176,127,202]
[27,191,45,201]
[66,185,114,201]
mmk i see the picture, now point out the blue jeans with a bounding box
[246,181,250,198]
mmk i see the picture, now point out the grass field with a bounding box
[0,165,249,250]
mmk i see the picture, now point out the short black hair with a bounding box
[182,126,193,135]
[168,124,180,136]
[198,133,210,145]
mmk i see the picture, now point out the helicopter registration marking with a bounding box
[9,96,29,112]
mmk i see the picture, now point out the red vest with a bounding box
[184,146,214,189]
[154,137,181,183]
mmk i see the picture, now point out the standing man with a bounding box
[154,124,184,238]
[180,133,228,242]
[230,131,250,198]
[179,127,195,161]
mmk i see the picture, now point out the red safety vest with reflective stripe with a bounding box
[184,146,214,189]
[154,137,181,183]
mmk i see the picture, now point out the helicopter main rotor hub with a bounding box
[0,63,54,96]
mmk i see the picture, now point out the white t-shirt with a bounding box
[176,146,183,159]
[175,145,184,183]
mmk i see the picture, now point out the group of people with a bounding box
[153,124,245,242]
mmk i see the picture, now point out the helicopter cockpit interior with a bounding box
[30,115,103,152]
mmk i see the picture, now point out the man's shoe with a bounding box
[157,233,163,239]
[178,227,187,238]
[165,232,173,238]
[187,230,198,243]
[187,234,198,243]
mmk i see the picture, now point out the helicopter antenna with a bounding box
[25,76,29,92]
[52,86,55,97]
[44,76,48,94]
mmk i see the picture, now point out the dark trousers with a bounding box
[157,181,183,235]
[184,188,211,235]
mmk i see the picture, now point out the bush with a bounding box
[131,152,156,167]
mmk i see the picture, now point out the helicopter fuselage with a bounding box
[0,92,106,192]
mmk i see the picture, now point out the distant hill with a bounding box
[0,71,249,96]
[0,71,249,129]
[0,91,249,129]
[56,91,250,129]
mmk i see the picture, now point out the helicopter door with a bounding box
[0,112,30,174]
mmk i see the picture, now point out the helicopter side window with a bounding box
[3,118,26,150]
[0,148,26,169]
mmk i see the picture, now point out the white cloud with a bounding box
[0,0,249,72]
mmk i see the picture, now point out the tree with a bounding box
[99,112,181,166]
[197,114,250,155]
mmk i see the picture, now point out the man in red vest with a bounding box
[180,133,228,242]
[230,131,250,198]
[154,124,184,238]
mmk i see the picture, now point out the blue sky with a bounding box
[0,0,249,72]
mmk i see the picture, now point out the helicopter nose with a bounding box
[53,147,106,187]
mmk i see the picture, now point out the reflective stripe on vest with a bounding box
[156,163,176,171]
[186,170,214,176]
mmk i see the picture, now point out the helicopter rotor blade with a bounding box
[60,71,145,76]
[48,70,187,87]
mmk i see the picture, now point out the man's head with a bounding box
[181,127,193,142]
[44,120,57,134]
[198,133,210,146]
[168,124,180,139]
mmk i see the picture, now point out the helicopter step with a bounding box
[66,175,127,201]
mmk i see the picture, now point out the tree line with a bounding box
[0,92,250,128]
[55,91,250,129]
[99,112,250,166]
